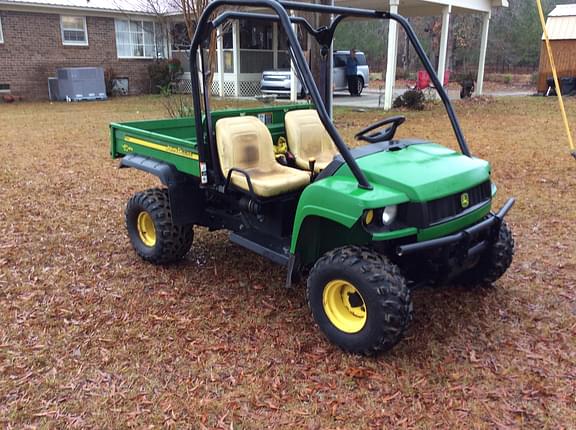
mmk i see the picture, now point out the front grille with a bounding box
[400,181,492,228]
[427,181,491,225]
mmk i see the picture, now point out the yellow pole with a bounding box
[536,0,575,158]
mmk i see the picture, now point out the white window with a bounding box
[61,16,88,46]
[115,19,165,59]
[0,16,4,44]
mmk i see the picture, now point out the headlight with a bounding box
[362,206,399,231]
[381,205,397,225]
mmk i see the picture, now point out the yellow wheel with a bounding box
[137,211,157,247]
[307,246,412,355]
[126,188,193,265]
[322,280,367,333]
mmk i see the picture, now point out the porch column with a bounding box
[384,0,400,110]
[290,12,298,102]
[476,12,491,96]
[233,20,240,97]
[328,0,335,118]
[437,5,451,87]
[198,49,204,95]
[273,23,278,69]
[217,26,224,97]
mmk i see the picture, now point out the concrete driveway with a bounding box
[332,87,534,109]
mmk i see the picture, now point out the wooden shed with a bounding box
[538,4,576,93]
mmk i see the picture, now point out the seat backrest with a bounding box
[215,116,276,177]
[285,109,337,165]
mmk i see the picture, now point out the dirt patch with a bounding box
[0,96,575,428]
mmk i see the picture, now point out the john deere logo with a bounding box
[461,192,470,208]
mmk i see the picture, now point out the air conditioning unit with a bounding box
[48,67,107,101]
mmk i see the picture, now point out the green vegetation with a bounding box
[334,0,572,73]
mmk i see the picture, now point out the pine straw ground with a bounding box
[0,95,575,430]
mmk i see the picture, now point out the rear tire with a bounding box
[307,246,412,355]
[357,76,364,96]
[125,188,193,265]
[457,221,514,286]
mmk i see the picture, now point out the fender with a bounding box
[119,154,185,186]
[120,154,203,225]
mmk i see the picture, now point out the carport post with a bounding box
[328,0,335,119]
[217,26,225,97]
[476,12,490,96]
[384,0,400,110]
[273,23,278,69]
[233,20,240,97]
[290,12,298,102]
[437,5,451,87]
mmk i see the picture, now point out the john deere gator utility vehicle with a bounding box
[110,0,515,355]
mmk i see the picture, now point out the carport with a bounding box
[286,0,508,109]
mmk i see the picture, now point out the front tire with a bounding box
[125,188,193,265]
[457,221,515,286]
[307,246,412,355]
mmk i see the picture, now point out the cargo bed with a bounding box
[110,104,312,178]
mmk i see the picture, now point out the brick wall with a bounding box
[0,10,158,99]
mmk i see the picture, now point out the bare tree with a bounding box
[309,0,332,108]
[170,0,218,86]
[118,0,219,86]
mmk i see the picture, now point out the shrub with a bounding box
[160,87,194,118]
[148,59,183,94]
[503,74,513,85]
[393,89,426,111]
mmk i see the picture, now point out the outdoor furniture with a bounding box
[413,69,451,91]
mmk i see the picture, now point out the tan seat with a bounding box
[285,110,339,173]
[215,116,310,198]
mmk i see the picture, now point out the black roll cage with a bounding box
[189,0,472,191]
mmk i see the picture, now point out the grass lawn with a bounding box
[0,95,575,429]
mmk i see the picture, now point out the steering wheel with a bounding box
[354,116,406,144]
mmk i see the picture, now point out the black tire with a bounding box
[457,221,515,286]
[356,76,364,96]
[307,246,412,355]
[125,188,193,265]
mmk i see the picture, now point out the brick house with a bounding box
[0,0,168,99]
[1,0,508,104]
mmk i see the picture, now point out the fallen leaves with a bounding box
[0,96,575,429]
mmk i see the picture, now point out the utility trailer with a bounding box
[110,0,515,355]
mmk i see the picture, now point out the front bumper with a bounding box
[396,198,515,258]
[261,88,291,95]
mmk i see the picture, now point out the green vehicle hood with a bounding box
[335,143,491,201]
[290,142,492,257]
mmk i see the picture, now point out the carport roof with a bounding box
[0,0,159,14]
[0,0,509,16]
[334,0,508,16]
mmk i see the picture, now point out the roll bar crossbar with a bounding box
[189,0,472,191]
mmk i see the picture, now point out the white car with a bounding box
[260,50,369,97]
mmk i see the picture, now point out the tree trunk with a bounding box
[310,0,332,109]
